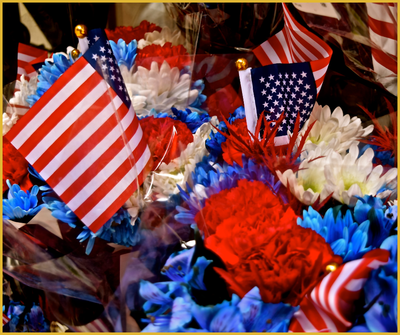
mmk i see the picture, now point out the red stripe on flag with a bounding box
[17,72,102,159]
[368,16,397,40]
[59,108,138,204]
[6,57,89,142]
[372,48,398,74]
[88,155,152,232]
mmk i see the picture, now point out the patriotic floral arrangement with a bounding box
[2,4,398,333]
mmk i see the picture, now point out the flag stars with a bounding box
[294,106,300,111]
[101,64,107,70]
[265,82,270,88]
[100,55,107,61]
[110,75,116,81]
[278,126,283,131]
[117,77,121,82]
[292,73,297,78]
[305,102,310,107]
[285,73,289,78]
[100,46,106,53]
[297,98,303,104]
[278,73,282,78]
[92,54,99,60]
[301,71,307,78]
[286,87,291,92]
[94,35,100,41]
[271,87,277,93]
[291,93,296,99]
[273,100,279,106]
[260,76,265,83]
[119,85,123,91]
[289,119,294,124]
[107,49,112,54]
[308,94,313,100]
[269,74,274,80]
[261,89,267,95]
[292,112,297,118]
[282,80,286,85]
[277,93,283,99]
[301,110,307,115]
[294,86,300,92]
[279,106,285,112]
[266,114,271,120]
[263,102,268,108]
[106,40,110,45]
[275,80,280,86]
[282,119,287,124]
[110,66,115,72]
[289,100,293,105]
[305,84,310,90]
[108,57,113,62]
[301,91,306,97]
[267,95,272,101]
[297,79,303,85]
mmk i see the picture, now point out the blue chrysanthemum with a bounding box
[27,52,76,107]
[298,195,397,262]
[3,181,46,221]
[110,38,137,70]
[359,144,395,167]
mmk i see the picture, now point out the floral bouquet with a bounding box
[2,3,398,333]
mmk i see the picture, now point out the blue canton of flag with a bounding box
[251,62,317,138]
[84,28,131,109]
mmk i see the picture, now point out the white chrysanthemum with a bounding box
[324,143,397,205]
[137,26,186,49]
[9,74,37,107]
[298,103,373,156]
[121,61,199,116]
[277,147,332,205]
[3,75,37,134]
[151,118,218,198]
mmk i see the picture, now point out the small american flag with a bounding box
[250,62,316,144]
[6,29,152,233]
[253,4,332,95]
[289,249,390,332]
[366,3,397,94]
[16,43,48,81]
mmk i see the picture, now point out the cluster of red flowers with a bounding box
[136,43,191,71]
[3,138,32,192]
[105,21,161,43]
[195,179,342,306]
[139,116,193,168]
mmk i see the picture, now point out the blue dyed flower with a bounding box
[3,181,46,221]
[360,144,395,167]
[170,107,211,133]
[298,195,397,262]
[43,196,79,228]
[110,38,137,70]
[141,286,297,332]
[161,247,212,291]
[27,52,75,107]
[6,301,25,332]
[206,121,228,158]
[24,304,49,332]
[352,236,398,332]
[227,106,246,124]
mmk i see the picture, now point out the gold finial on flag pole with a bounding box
[325,263,338,273]
[74,24,88,39]
[235,58,248,71]
[70,49,81,59]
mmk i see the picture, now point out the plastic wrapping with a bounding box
[293,3,397,96]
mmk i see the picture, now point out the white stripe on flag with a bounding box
[39,93,123,179]
[367,3,396,23]
[12,63,95,149]
[294,310,319,332]
[345,278,367,292]
[313,64,329,81]
[276,32,294,63]
[17,67,27,75]
[17,52,36,62]
[369,28,397,57]
[261,39,284,64]
[26,80,108,164]
[54,104,134,196]
[67,120,143,210]
[82,146,151,226]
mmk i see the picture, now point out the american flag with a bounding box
[289,249,390,332]
[253,3,332,96]
[366,3,397,94]
[16,43,48,82]
[250,62,316,143]
[6,29,152,233]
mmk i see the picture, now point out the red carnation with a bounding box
[136,43,191,71]
[3,137,32,192]
[139,117,193,169]
[105,21,162,43]
[195,179,342,306]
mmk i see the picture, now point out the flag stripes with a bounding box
[3,313,10,325]
[366,3,397,81]
[289,249,390,332]
[17,43,48,81]
[6,56,151,232]
[253,4,332,95]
